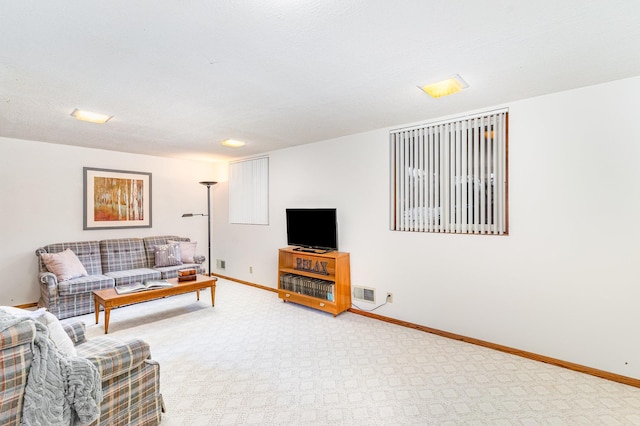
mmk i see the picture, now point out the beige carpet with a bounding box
[76,279,640,425]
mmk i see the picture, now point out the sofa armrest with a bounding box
[61,319,87,345]
[39,272,58,292]
[78,337,151,382]
[0,317,36,350]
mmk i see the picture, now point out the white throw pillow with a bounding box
[42,312,77,356]
[41,248,88,282]
[168,240,197,263]
[0,307,77,356]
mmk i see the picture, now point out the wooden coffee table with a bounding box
[93,275,217,334]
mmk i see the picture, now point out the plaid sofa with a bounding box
[37,236,205,319]
[0,314,163,426]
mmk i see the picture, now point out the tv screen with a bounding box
[286,208,338,251]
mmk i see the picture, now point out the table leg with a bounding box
[210,284,216,306]
[196,289,200,301]
[104,308,111,334]
[94,294,99,324]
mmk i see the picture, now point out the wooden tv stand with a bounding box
[277,247,351,316]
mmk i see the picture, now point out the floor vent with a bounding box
[353,286,375,303]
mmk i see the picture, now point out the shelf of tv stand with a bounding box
[279,267,335,280]
[277,247,351,317]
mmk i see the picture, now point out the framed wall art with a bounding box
[83,167,152,230]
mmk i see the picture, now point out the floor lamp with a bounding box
[182,181,217,276]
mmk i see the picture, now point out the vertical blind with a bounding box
[229,156,269,225]
[390,110,508,235]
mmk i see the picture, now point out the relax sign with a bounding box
[295,257,329,275]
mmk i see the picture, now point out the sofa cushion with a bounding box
[100,238,147,273]
[57,275,115,296]
[41,248,88,282]
[106,268,161,287]
[153,243,182,267]
[37,241,103,276]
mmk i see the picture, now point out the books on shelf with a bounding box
[115,280,175,294]
[280,273,334,301]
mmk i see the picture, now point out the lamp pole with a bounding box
[199,181,217,276]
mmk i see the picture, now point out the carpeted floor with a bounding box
[76,279,640,425]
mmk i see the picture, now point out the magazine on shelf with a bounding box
[115,280,175,294]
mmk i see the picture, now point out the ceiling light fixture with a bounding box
[418,74,469,98]
[71,108,113,124]
[221,139,246,148]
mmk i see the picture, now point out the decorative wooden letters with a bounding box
[295,257,329,275]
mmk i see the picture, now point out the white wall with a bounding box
[0,138,223,305]
[212,75,640,379]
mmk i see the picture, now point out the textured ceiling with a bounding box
[2,1,640,162]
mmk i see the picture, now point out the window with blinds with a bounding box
[390,109,508,235]
[229,156,269,225]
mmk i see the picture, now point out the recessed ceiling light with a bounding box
[418,74,469,98]
[71,108,113,124]
[221,139,246,148]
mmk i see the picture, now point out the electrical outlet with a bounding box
[249,266,253,274]
[216,259,226,270]
[386,292,393,303]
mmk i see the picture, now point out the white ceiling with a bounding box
[2,1,640,163]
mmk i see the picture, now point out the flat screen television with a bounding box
[286,208,338,252]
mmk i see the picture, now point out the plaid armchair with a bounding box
[0,315,163,426]
[65,320,164,425]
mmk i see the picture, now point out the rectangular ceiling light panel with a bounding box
[71,108,113,124]
[419,74,469,98]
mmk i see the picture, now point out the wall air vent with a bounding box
[353,286,375,303]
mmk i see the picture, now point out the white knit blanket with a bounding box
[18,318,103,426]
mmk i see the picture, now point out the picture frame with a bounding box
[83,167,152,230]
